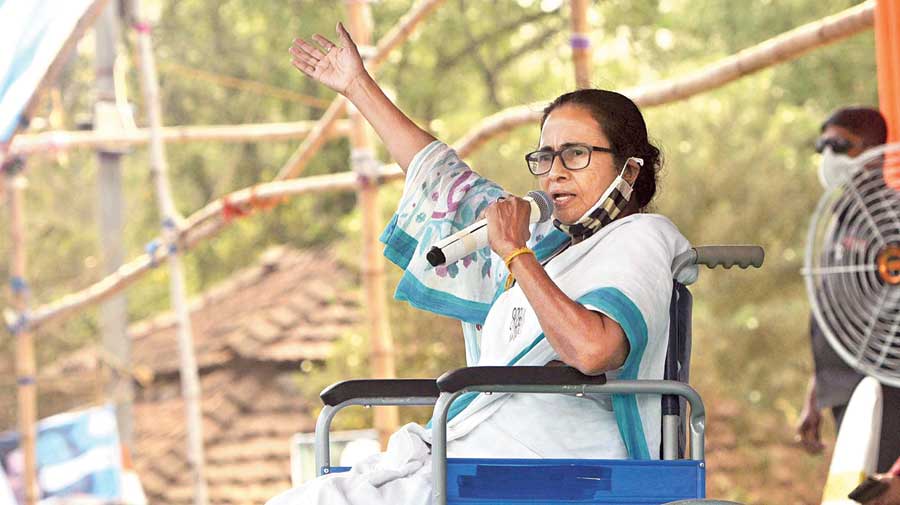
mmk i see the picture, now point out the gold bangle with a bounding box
[503,247,535,269]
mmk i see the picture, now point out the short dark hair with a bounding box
[821,107,887,148]
[541,89,661,210]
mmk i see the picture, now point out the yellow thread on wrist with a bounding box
[503,247,534,269]
[503,247,534,291]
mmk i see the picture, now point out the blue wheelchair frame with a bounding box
[314,246,763,504]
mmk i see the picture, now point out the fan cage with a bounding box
[803,143,900,388]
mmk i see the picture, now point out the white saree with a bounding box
[267,141,691,505]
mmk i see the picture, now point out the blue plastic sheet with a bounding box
[0,0,96,143]
[0,405,123,505]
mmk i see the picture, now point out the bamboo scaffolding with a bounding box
[11,1,449,334]
[274,0,447,181]
[9,0,878,343]
[22,172,356,327]
[454,0,876,156]
[6,170,37,505]
[569,0,592,89]
[132,2,208,504]
[9,120,352,156]
[347,0,399,449]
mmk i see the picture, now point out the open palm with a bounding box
[290,23,366,95]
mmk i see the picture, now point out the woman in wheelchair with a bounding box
[275,22,692,504]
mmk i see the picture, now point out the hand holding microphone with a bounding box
[426,191,554,267]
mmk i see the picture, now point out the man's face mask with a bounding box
[818,146,857,190]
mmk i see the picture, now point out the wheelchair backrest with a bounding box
[663,281,693,458]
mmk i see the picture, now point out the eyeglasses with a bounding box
[815,136,854,154]
[525,144,614,175]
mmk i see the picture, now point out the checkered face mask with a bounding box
[553,157,642,241]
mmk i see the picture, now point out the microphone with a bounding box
[426,190,554,267]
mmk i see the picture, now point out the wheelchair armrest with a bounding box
[436,366,606,393]
[320,378,439,406]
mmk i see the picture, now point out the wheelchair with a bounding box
[314,245,764,505]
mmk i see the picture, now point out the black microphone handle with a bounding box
[426,246,446,267]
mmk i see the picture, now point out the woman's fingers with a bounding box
[312,34,336,52]
[292,38,326,60]
[290,47,320,68]
[291,58,315,76]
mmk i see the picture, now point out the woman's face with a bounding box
[537,104,620,225]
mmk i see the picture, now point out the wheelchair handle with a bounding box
[320,378,438,406]
[673,246,764,276]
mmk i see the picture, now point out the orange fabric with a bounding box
[875,0,900,188]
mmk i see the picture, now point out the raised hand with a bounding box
[290,22,367,95]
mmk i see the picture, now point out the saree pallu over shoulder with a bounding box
[380,141,566,364]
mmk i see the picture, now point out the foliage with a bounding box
[0,0,881,502]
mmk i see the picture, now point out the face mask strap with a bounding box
[553,156,641,240]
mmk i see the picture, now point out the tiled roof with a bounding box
[128,246,360,505]
[34,246,361,505]
[133,366,314,505]
[131,246,358,375]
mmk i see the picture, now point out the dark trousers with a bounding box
[833,384,900,473]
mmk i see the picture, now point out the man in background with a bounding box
[796,106,899,473]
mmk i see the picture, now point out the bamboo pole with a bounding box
[454,0,876,156]
[5,165,37,505]
[569,0,592,89]
[274,0,447,181]
[347,0,398,449]
[132,4,208,505]
[9,120,351,157]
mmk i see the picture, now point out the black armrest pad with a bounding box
[436,366,606,393]
[320,379,438,406]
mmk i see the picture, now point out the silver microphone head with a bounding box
[525,190,554,222]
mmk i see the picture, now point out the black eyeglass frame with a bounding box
[815,136,855,154]
[524,144,615,176]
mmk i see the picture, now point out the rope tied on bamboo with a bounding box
[9,276,29,294]
[1,155,26,177]
[145,239,162,267]
[161,217,179,255]
[221,195,249,222]
[133,21,152,34]
[248,186,285,211]
[6,311,29,335]
[570,33,591,49]
[221,187,284,223]
[352,148,381,186]
[16,375,35,386]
